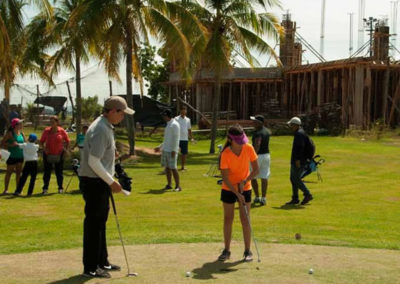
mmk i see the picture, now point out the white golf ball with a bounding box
[309,268,314,274]
[186,271,191,277]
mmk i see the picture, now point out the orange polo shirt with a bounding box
[220,143,258,191]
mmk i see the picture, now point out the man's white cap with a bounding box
[287,117,301,126]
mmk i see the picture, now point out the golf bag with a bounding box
[115,160,132,195]
[65,159,80,192]
[301,155,325,182]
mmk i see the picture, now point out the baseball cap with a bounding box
[28,133,37,142]
[105,96,135,115]
[11,118,23,128]
[160,109,173,118]
[250,115,264,123]
[287,117,301,126]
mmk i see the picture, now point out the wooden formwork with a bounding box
[167,59,400,128]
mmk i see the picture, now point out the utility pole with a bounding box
[349,12,354,57]
[364,16,378,57]
[320,0,326,57]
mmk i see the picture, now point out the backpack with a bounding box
[304,135,315,160]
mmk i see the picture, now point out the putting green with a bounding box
[0,242,399,283]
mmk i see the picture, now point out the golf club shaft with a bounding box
[109,192,133,275]
[243,203,261,261]
[65,172,75,192]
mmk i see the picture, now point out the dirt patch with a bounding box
[0,243,399,283]
[116,141,160,158]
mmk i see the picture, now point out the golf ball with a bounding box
[186,271,191,277]
[309,268,314,274]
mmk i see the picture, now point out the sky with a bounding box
[4,0,400,106]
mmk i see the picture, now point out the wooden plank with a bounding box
[354,65,364,127]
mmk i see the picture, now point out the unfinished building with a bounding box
[167,15,400,130]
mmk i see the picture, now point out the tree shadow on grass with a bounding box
[46,274,90,284]
[272,204,306,210]
[192,260,243,280]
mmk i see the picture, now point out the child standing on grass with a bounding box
[13,134,39,196]
[218,125,259,262]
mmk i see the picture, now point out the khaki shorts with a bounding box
[161,151,178,169]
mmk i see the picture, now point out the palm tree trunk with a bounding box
[75,53,82,136]
[209,77,221,154]
[125,32,135,155]
[4,79,10,125]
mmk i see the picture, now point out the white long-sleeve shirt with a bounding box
[18,143,39,161]
[162,119,180,152]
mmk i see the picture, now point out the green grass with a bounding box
[0,133,400,255]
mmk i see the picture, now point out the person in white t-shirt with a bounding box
[155,109,181,191]
[175,107,193,171]
[13,134,39,196]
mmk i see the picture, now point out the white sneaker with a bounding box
[174,186,182,192]
[253,197,261,204]
[260,197,267,206]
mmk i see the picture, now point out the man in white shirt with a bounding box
[155,109,181,191]
[175,106,193,171]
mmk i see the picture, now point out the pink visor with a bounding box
[11,118,23,128]
[228,133,249,145]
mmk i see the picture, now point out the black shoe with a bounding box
[301,195,313,205]
[243,250,253,262]
[101,263,121,271]
[13,191,21,196]
[218,249,231,262]
[83,268,111,278]
[42,189,48,195]
[163,185,172,190]
[285,199,300,205]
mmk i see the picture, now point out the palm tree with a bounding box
[173,0,283,153]
[0,0,51,103]
[0,0,25,103]
[27,0,95,136]
[78,0,191,155]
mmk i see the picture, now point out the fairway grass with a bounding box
[0,243,399,283]
[0,134,399,257]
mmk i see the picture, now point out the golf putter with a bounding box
[239,183,261,263]
[109,192,138,277]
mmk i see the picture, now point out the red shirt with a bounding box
[40,127,70,155]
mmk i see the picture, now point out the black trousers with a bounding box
[15,161,38,195]
[80,177,110,272]
[42,153,64,190]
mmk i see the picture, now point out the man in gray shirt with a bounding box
[79,96,134,278]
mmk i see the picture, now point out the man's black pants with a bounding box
[80,177,110,272]
[15,161,38,195]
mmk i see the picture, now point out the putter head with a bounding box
[127,272,138,277]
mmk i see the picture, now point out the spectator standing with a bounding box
[40,116,70,194]
[1,118,25,194]
[175,106,193,171]
[13,134,39,196]
[286,117,314,205]
[155,109,181,191]
[250,115,271,206]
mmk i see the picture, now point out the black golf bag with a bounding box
[115,161,132,194]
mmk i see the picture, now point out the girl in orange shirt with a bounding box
[218,125,259,262]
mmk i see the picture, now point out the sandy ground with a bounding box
[0,242,399,284]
